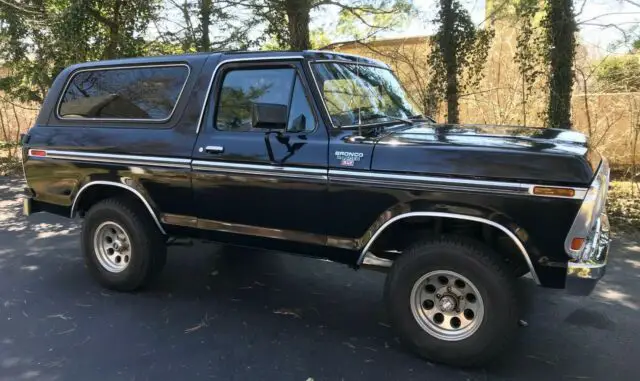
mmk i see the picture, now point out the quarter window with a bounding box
[287,76,316,132]
[58,65,189,121]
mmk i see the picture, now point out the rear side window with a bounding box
[58,65,189,121]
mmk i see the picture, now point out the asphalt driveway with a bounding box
[1,176,640,381]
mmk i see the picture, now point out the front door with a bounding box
[191,58,329,249]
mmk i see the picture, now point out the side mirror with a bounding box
[251,102,287,130]
[287,114,307,133]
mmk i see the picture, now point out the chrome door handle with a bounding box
[205,145,224,154]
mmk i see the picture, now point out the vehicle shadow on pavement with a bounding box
[2,176,640,381]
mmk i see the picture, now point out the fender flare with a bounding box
[70,181,167,235]
[357,211,540,285]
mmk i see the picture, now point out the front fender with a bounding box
[355,198,573,287]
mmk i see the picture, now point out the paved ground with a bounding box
[1,176,640,381]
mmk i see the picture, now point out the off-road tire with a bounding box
[384,236,518,367]
[82,197,167,291]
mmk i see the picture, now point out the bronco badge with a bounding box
[335,151,364,167]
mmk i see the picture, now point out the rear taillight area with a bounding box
[564,158,610,259]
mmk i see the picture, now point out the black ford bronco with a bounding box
[21,51,610,366]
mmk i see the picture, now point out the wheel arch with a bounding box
[70,181,166,235]
[357,212,540,285]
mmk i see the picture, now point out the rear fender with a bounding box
[70,178,166,235]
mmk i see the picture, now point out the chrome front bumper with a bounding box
[565,214,610,295]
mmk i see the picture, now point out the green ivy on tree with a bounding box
[540,0,576,129]
[0,0,160,103]
[513,0,544,126]
[427,0,494,124]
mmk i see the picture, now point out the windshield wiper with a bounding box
[360,113,414,125]
[409,114,436,123]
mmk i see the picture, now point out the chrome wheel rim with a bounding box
[410,270,484,341]
[93,221,132,273]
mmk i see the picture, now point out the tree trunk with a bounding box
[547,0,576,129]
[285,0,311,50]
[441,0,459,124]
[104,0,122,59]
[199,0,212,52]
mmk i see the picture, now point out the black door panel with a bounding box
[192,59,329,238]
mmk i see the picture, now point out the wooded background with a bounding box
[0,0,639,173]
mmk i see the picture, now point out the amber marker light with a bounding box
[570,237,585,251]
[532,186,575,198]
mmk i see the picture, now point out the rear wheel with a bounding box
[82,198,166,291]
[384,236,518,367]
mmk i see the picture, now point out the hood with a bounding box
[370,124,600,186]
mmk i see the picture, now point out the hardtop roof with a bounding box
[65,50,389,71]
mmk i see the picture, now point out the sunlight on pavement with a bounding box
[596,288,639,310]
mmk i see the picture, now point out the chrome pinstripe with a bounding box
[28,149,587,199]
[192,160,327,180]
[330,169,588,200]
[29,149,191,169]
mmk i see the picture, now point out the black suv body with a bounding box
[21,51,611,366]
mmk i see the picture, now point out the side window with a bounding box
[216,68,295,131]
[287,76,316,132]
[58,65,189,121]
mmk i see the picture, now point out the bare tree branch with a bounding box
[578,12,640,25]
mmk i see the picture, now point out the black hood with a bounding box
[370,124,600,186]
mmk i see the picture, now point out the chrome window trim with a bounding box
[303,50,390,68]
[308,60,418,129]
[307,60,335,130]
[56,63,192,123]
[195,55,305,134]
[311,59,390,69]
[70,181,167,235]
[357,211,540,285]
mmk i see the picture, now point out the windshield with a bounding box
[311,62,421,127]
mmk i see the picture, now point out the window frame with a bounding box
[307,59,417,129]
[55,63,192,123]
[210,61,319,134]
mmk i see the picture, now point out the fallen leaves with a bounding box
[342,342,356,350]
[47,313,72,321]
[273,308,301,319]
[185,313,213,333]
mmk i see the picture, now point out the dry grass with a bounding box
[608,181,640,231]
[0,151,22,176]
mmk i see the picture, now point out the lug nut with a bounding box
[447,286,452,292]
[436,294,442,299]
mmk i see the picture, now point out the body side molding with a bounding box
[70,181,167,235]
[357,211,540,285]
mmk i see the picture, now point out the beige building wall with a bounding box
[327,30,640,167]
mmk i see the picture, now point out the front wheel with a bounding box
[384,236,518,367]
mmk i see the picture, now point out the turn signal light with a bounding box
[570,237,585,251]
[532,186,575,197]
